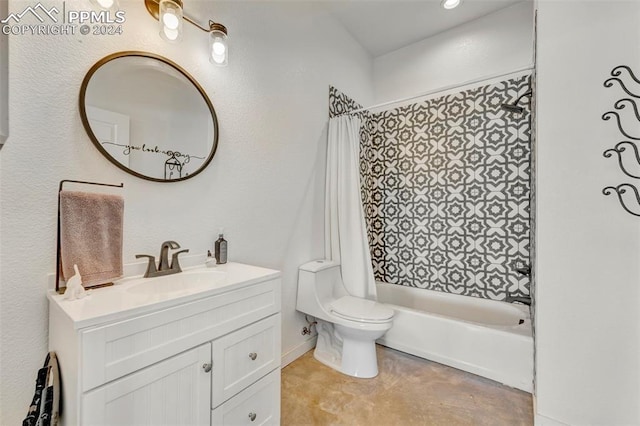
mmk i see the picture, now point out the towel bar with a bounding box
[56,180,124,293]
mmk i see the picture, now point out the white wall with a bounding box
[373,1,534,104]
[0,1,373,423]
[536,1,640,424]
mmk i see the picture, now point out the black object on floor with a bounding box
[23,352,60,426]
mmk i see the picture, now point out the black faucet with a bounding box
[135,241,189,278]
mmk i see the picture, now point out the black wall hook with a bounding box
[603,184,640,217]
[602,65,640,218]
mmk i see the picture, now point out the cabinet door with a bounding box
[83,343,211,426]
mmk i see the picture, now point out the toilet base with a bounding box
[313,321,343,372]
[313,320,388,379]
[339,335,378,378]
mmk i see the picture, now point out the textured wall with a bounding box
[0,0,6,146]
[0,1,373,423]
[535,1,640,424]
[373,1,534,104]
[331,76,532,300]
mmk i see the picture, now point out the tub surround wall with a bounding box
[0,2,373,423]
[330,76,532,300]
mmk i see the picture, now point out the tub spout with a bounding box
[505,293,532,306]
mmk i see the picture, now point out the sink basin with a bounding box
[126,269,226,296]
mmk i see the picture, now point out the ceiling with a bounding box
[324,0,529,57]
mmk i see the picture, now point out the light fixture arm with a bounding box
[183,17,227,35]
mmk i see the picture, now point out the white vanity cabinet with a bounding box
[48,263,281,426]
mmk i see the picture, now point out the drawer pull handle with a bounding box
[248,412,257,422]
[202,362,212,373]
[248,352,258,361]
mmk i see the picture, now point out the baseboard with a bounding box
[533,395,569,425]
[281,336,317,367]
[534,410,569,425]
[535,414,568,425]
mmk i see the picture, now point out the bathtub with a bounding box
[376,282,533,392]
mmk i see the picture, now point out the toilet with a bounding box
[296,260,394,378]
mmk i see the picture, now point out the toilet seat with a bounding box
[330,296,394,324]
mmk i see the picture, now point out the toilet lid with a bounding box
[330,296,394,323]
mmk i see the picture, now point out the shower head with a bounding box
[500,90,532,114]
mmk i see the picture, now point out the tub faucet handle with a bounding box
[515,265,531,276]
[505,292,532,306]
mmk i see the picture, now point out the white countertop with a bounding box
[48,262,281,330]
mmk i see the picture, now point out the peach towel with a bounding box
[60,191,124,287]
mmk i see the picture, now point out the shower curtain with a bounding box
[325,115,377,300]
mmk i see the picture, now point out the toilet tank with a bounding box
[296,260,343,317]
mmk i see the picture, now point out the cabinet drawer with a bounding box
[212,314,281,407]
[81,279,280,392]
[211,368,280,426]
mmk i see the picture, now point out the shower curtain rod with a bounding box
[338,65,534,117]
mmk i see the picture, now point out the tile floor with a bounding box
[281,345,533,426]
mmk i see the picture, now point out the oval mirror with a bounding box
[80,51,218,182]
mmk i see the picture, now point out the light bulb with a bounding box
[162,11,179,30]
[212,41,226,56]
[163,26,179,41]
[208,28,228,66]
[441,0,461,9]
[96,0,114,8]
[90,0,118,11]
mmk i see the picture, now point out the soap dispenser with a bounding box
[215,230,228,264]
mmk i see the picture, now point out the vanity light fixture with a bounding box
[441,0,462,10]
[144,0,229,66]
[209,23,228,66]
[158,0,183,42]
